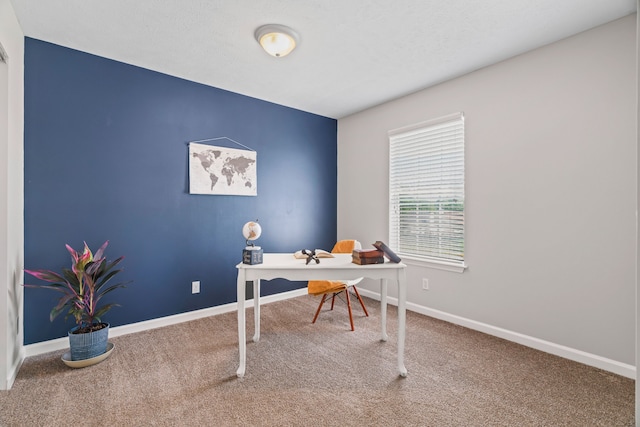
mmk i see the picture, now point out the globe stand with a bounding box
[242,245,263,265]
[242,220,263,265]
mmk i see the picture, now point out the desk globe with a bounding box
[242,221,262,247]
[242,221,263,264]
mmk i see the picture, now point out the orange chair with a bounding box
[308,240,369,331]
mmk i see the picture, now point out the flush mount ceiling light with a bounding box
[255,24,299,58]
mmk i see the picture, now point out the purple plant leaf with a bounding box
[93,240,109,262]
[65,243,79,262]
[85,259,104,276]
[50,294,75,322]
[24,269,66,283]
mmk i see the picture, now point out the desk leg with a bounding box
[253,279,261,342]
[380,279,388,342]
[397,269,408,377]
[237,270,246,378]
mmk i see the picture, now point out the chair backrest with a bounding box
[331,240,362,286]
[331,240,361,254]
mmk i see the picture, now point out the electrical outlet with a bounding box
[192,281,200,294]
[422,278,429,290]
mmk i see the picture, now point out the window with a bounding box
[388,112,465,272]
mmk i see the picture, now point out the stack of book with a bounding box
[352,248,385,265]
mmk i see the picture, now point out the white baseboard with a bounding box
[23,288,308,358]
[22,286,635,380]
[4,348,24,390]
[357,288,636,379]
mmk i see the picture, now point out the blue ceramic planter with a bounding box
[68,323,109,361]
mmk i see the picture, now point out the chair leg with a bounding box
[313,288,362,331]
[353,286,369,317]
[312,294,328,324]
[345,287,355,331]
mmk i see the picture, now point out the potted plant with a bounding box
[24,240,129,361]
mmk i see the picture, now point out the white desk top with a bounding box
[237,253,404,269]
[236,253,406,282]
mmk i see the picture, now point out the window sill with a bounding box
[399,256,467,273]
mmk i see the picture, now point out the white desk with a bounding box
[235,253,407,378]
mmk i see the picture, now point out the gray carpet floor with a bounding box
[1,294,634,426]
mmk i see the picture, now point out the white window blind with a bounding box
[388,112,465,266]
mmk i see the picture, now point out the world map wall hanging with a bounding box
[188,138,257,196]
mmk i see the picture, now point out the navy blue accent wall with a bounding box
[23,38,337,344]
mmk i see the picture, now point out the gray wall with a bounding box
[635,0,639,420]
[338,15,636,366]
[0,0,25,390]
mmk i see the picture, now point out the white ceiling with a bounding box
[9,0,637,119]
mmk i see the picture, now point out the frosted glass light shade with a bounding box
[255,24,299,57]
